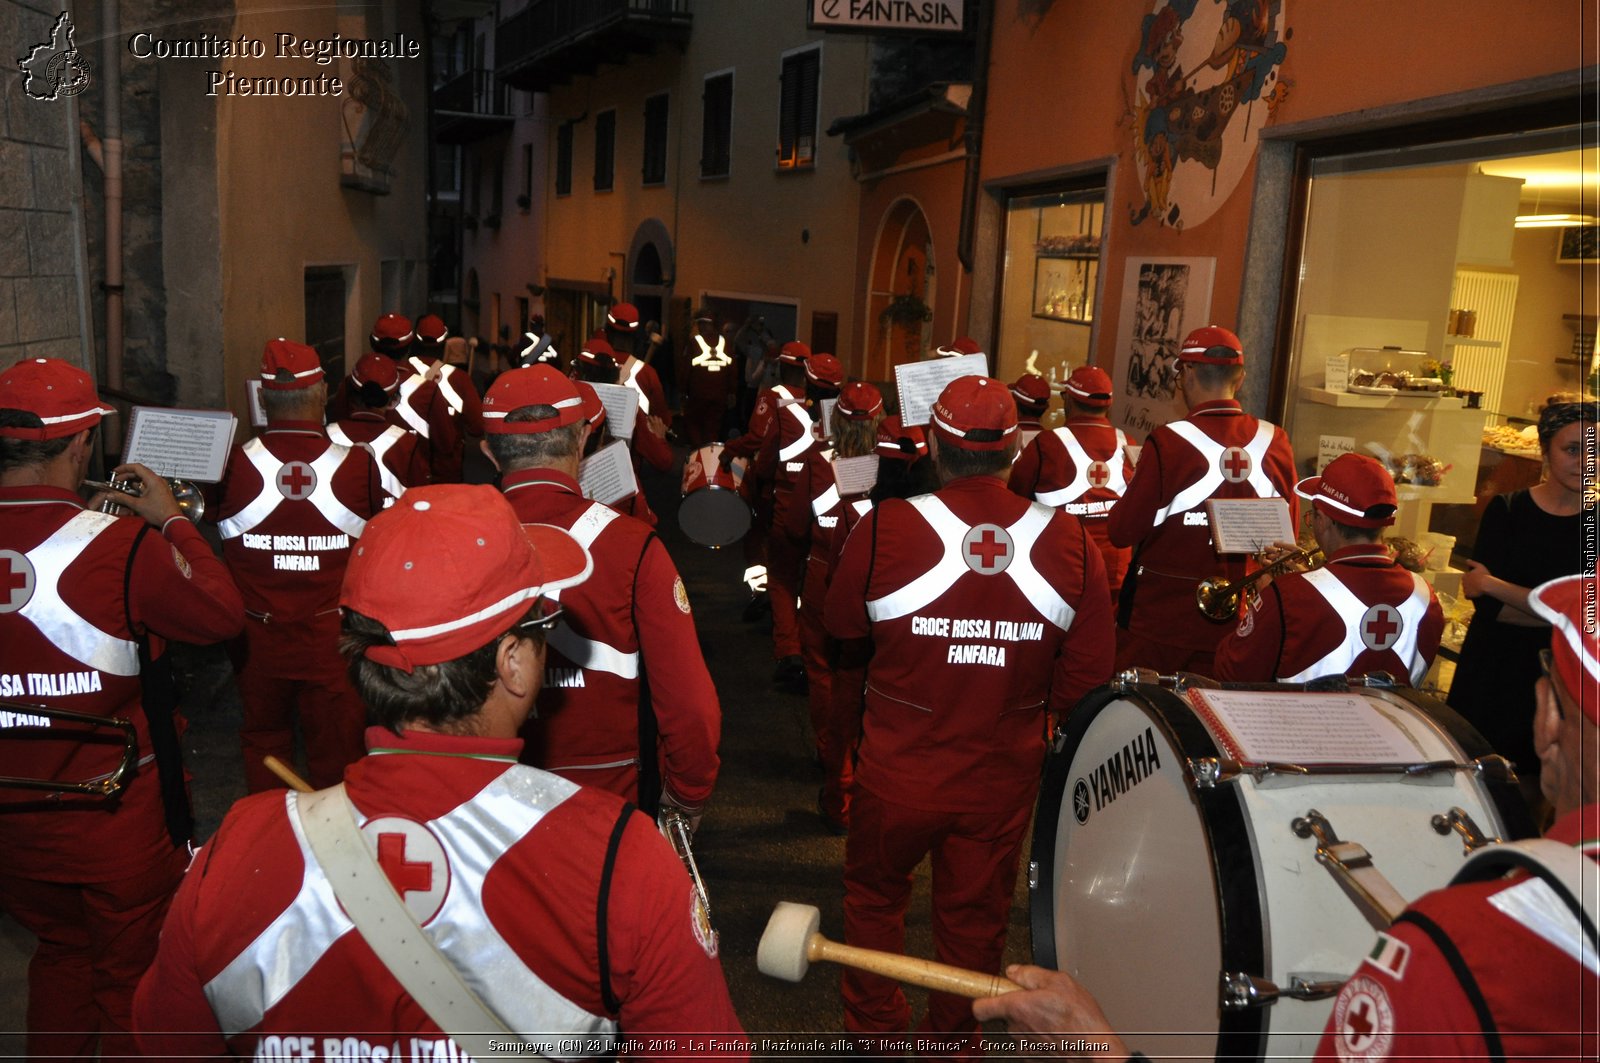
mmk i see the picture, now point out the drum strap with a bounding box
[1391,910,1504,1062]
[597,801,636,1017]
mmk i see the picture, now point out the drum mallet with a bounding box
[264,755,313,794]
[757,901,1021,998]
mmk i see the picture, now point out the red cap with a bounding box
[1062,365,1114,407]
[1295,454,1398,528]
[875,414,927,461]
[577,336,618,368]
[1009,373,1051,410]
[351,352,399,393]
[838,381,884,420]
[935,337,984,359]
[482,365,587,435]
[341,485,592,673]
[260,339,325,391]
[572,379,607,432]
[805,353,844,389]
[0,358,115,440]
[778,341,811,366]
[606,303,640,332]
[415,314,448,347]
[929,376,1018,451]
[1178,325,1244,365]
[1528,575,1600,724]
[371,313,414,354]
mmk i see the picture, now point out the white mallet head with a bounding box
[757,901,822,982]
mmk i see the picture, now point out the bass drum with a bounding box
[678,444,752,548]
[1029,682,1534,1062]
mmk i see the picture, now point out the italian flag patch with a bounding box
[1364,931,1410,980]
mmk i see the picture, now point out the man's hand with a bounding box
[972,965,1130,1060]
[90,463,184,528]
[658,793,703,836]
[644,415,668,439]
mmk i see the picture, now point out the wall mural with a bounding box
[1126,0,1290,230]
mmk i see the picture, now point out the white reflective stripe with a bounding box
[1489,877,1600,975]
[395,371,432,438]
[1279,566,1432,684]
[217,439,289,539]
[1036,426,1130,508]
[325,424,353,448]
[812,484,842,518]
[410,358,466,416]
[851,499,873,517]
[546,623,640,680]
[778,404,814,462]
[306,446,369,539]
[17,511,140,676]
[363,427,408,504]
[865,495,1077,631]
[691,335,732,369]
[1151,420,1280,526]
[623,359,651,415]
[206,777,617,1041]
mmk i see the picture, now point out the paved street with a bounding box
[0,445,1032,1050]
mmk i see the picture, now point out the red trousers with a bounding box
[842,790,1031,1049]
[800,558,857,823]
[684,395,725,449]
[0,844,186,1062]
[766,521,804,660]
[237,623,367,792]
[1114,627,1217,680]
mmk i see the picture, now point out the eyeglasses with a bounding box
[516,597,565,637]
[1539,648,1568,721]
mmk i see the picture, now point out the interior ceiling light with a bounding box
[1513,213,1599,228]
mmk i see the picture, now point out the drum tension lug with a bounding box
[1027,860,1039,890]
[1292,808,1409,927]
[1431,806,1500,853]
[1221,971,1347,1010]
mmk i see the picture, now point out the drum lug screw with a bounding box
[1219,971,1279,1010]
[1430,806,1499,853]
[1027,860,1039,890]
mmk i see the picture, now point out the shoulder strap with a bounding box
[1392,909,1505,1062]
[597,801,637,1017]
[1454,838,1600,950]
[293,786,543,1059]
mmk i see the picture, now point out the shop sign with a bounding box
[808,0,966,34]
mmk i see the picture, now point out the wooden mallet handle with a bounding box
[810,935,1021,999]
[264,755,313,793]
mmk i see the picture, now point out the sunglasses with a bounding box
[516,597,565,637]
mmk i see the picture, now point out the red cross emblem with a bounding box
[962,523,1013,575]
[1360,603,1404,652]
[1332,978,1393,1060]
[277,461,317,501]
[1219,447,1253,483]
[0,550,35,614]
[360,817,450,924]
[1086,461,1111,488]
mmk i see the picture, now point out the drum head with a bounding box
[678,488,751,548]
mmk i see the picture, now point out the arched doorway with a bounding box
[864,198,935,382]
[627,218,676,401]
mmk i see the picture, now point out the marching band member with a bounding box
[211,340,385,793]
[784,380,886,833]
[1010,365,1135,597]
[1008,372,1052,451]
[757,353,843,693]
[519,312,561,368]
[572,336,671,527]
[0,357,243,1062]
[1214,453,1443,686]
[480,366,722,818]
[133,486,747,1058]
[1106,326,1297,676]
[410,313,485,483]
[684,311,735,447]
[933,335,988,373]
[326,352,429,506]
[604,302,670,428]
[823,375,1113,1050]
[871,413,936,503]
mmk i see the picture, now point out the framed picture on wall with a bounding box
[1557,225,1599,264]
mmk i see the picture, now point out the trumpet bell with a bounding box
[84,477,205,522]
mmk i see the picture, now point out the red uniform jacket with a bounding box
[1010,417,1136,593]
[0,487,243,879]
[328,412,428,505]
[721,384,792,467]
[503,470,721,810]
[823,476,1115,814]
[1315,804,1600,1062]
[211,422,384,674]
[686,335,735,402]
[620,355,669,426]
[132,728,746,1059]
[785,448,877,580]
[1214,544,1444,685]
[405,356,484,483]
[1105,400,1297,652]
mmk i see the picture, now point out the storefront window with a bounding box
[996,186,1105,402]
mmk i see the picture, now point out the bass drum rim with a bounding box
[1030,682,1269,1061]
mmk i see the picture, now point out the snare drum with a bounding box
[679,444,751,548]
[1030,681,1533,1062]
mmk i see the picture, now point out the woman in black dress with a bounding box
[1448,401,1595,808]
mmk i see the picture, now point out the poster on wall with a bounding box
[1110,257,1216,438]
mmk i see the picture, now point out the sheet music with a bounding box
[1205,497,1294,555]
[893,354,989,426]
[819,398,838,438]
[578,440,639,505]
[590,383,638,440]
[245,379,267,428]
[832,455,879,497]
[1190,689,1423,764]
[122,407,236,482]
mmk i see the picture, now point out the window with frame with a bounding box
[555,122,572,196]
[643,93,669,185]
[701,71,732,178]
[777,48,820,170]
[594,109,616,192]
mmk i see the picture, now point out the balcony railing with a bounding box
[497,0,692,92]
[434,68,514,144]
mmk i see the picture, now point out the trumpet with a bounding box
[1,699,139,797]
[83,477,206,522]
[659,806,717,949]
[1196,546,1325,621]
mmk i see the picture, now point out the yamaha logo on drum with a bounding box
[1076,727,1162,819]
